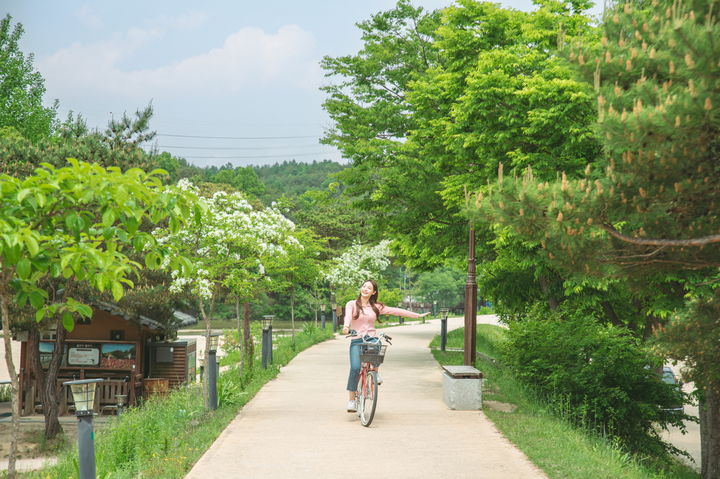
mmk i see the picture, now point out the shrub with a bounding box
[0,384,11,402]
[501,307,689,456]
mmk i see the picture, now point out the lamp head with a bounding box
[208,331,221,353]
[63,378,103,417]
[262,315,275,329]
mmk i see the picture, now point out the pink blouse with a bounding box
[344,300,421,338]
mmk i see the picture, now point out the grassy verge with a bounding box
[431,326,698,479]
[180,318,318,332]
[23,324,333,479]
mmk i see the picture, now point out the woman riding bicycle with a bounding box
[342,279,430,412]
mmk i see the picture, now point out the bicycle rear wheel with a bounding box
[359,370,378,427]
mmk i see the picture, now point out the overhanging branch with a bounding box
[601,224,720,247]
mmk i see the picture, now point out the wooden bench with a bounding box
[97,380,130,415]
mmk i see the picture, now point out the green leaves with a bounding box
[111,281,124,302]
[61,312,74,331]
[321,0,599,271]
[15,258,31,279]
[0,159,194,332]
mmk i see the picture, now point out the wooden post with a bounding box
[464,227,477,366]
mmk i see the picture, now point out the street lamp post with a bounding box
[331,301,337,333]
[320,303,326,330]
[440,308,449,352]
[464,227,478,366]
[262,315,274,368]
[64,378,103,479]
[207,331,220,410]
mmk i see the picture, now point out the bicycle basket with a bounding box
[360,344,387,365]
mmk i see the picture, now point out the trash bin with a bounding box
[143,378,169,397]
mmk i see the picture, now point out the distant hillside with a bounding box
[254,159,347,201]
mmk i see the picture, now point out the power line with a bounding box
[179,151,336,160]
[156,133,320,140]
[156,144,327,151]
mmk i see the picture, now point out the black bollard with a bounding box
[262,325,273,368]
[261,327,269,368]
[208,348,218,410]
[77,415,97,479]
[441,317,448,351]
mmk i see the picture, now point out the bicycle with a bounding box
[346,330,392,427]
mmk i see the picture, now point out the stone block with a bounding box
[442,365,483,410]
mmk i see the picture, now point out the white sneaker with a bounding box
[377,373,383,385]
[346,400,357,412]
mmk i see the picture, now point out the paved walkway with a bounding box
[186,317,547,479]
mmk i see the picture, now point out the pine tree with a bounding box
[473,0,719,475]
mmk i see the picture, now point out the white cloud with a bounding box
[38,22,321,101]
[74,6,104,30]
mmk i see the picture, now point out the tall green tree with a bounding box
[320,0,602,339]
[470,0,720,474]
[414,265,464,307]
[210,164,266,198]
[269,228,326,340]
[0,15,57,141]
[0,160,193,474]
[321,0,599,272]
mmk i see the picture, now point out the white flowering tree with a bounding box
[323,241,392,311]
[269,228,325,341]
[154,180,299,405]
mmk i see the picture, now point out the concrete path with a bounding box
[661,364,701,471]
[0,457,58,472]
[186,317,547,479]
[0,335,21,382]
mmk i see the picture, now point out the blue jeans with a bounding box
[346,337,380,391]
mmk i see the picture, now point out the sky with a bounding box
[5,1,603,168]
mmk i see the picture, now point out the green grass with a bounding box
[0,384,11,402]
[24,324,333,479]
[431,325,699,479]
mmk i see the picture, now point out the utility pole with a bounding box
[464,226,477,366]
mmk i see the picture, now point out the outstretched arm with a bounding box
[379,305,430,319]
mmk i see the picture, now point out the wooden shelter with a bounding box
[16,302,197,415]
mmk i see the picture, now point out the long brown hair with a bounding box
[354,279,384,322]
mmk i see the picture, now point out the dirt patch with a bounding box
[484,400,517,413]
[0,421,75,461]
[0,402,78,461]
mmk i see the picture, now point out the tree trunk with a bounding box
[198,299,210,409]
[37,321,66,439]
[236,296,242,377]
[243,302,253,372]
[290,291,296,342]
[600,301,624,327]
[0,283,20,479]
[538,275,559,310]
[700,383,720,479]
[642,314,661,341]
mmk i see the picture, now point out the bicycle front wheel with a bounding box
[359,370,379,427]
